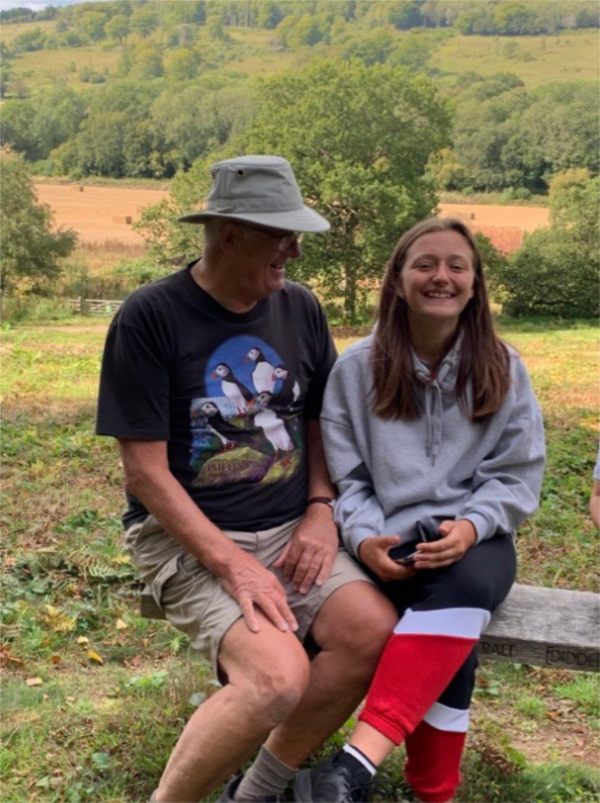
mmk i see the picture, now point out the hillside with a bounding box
[1,0,598,196]
[2,25,598,92]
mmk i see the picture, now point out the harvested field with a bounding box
[34,183,169,246]
[34,182,550,254]
[438,202,549,230]
[438,202,550,254]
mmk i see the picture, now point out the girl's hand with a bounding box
[413,519,477,570]
[358,535,418,582]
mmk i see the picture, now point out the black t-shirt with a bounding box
[96,265,337,531]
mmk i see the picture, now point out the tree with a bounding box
[257,0,284,29]
[489,171,599,317]
[51,82,166,178]
[79,10,107,42]
[449,74,529,191]
[129,3,159,38]
[32,85,86,158]
[509,82,599,186]
[141,59,450,323]
[164,48,200,81]
[129,41,164,80]
[2,86,85,161]
[341,29,394,65]
[105,14,130,44]
[0,149,76,294]
[150,84,256,171]
[0,41,12,98]
[1,100,37,159]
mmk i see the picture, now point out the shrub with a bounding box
[489,173,599,317]
[499,230,599,318]
[1,296,77,323]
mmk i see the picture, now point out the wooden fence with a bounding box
[66,298,124,315]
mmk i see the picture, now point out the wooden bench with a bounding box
[140,582,600,673]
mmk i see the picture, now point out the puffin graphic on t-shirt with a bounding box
[190,335,303,487]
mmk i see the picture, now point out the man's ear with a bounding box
[219,221,237,250]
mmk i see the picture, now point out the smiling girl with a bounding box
[294,218,546,803]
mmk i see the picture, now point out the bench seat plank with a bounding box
[140,582,600,672]
[479,583,599,671]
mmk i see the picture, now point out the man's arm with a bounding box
[119,439,297,634]
[272,420,339,594]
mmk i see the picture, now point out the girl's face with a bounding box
[398,230,476,329]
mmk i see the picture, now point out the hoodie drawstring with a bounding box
[424,380,443,465]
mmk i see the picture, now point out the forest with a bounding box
[1,0,598,192]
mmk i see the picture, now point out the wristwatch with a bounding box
[306,496,335,510]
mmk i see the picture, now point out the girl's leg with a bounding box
[294,534,516,803]
[355,533,516,796]
[404,649,477,803]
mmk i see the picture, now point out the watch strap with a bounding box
[306,496,335,507]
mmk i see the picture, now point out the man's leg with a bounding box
[154,616,311,802]
[264,581,397,766]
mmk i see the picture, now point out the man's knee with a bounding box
[254,654,310,718]
[227,644,311,727]
[314,582,397,666]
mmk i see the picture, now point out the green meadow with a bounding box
[430,30,599,86]
[2,25,598,93]
[1,316,598,802]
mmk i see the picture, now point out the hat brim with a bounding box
[178,205,330,233]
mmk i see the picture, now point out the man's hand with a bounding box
[221,550,298,635]
[273,504,338,594]
[358,535,418,582]
[413,519,477,570]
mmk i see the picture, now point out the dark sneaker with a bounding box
[293,759,369,803]
[218,773,283,803]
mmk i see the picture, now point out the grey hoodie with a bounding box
[321,334,545,557]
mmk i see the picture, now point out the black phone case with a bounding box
[388,539,420,562]
[388,522,444,563]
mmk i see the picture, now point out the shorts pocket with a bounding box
[149,554,181,612]
[177,552,208,577]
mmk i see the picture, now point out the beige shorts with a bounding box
[124,515,373,674]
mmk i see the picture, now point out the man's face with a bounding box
[234,222,303,299]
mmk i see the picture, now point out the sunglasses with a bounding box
[239,221,304,253]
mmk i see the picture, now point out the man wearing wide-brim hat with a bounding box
[97,155,396,802]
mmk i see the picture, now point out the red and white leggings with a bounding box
[360,532,516,803]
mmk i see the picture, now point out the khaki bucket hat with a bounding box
[178,155,330,233]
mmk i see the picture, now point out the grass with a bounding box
[33,176,171,190]
[0,19,55,46]
[4,22,598,99]
[6,45,121,92]
[440,190,549,207]
[1,316,599,801]
[430,31,599,87]
[5,43,121,89]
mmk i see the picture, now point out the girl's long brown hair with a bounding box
[372,217,510,421]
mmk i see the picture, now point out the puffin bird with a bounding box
[198,401,236,449]
[244,347,276,394]
[272,365,301,407]
[211,363,253,414]
[253,391,294,456]
[199,400,264,451]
